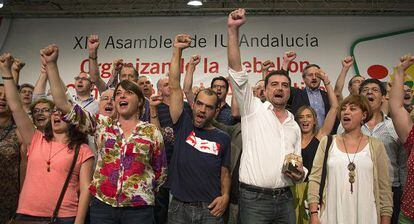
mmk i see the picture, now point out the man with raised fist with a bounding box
[167,34,231,224]
[227,8,304,224]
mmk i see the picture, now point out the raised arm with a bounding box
[33,58,48,101]
[0,53,35,146]
[261,60,274,79]
[334,56,353,102]
[227,8,245,72]
[149,95,162,130]
[11,57,25,84]
[183,55,200,104]
[106,59,123,89]
[88,34,107,94]
[40,45,72,113]
[390,54,414,143]
[169,34,191,124]
[282,51,296,73]
[316,69,339,138]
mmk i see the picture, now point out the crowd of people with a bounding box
[0,8,413,224]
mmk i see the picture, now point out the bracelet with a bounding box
[89,56,97,60]
[2,76,13,80]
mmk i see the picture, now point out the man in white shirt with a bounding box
[227,8,305,224]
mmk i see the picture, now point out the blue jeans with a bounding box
[89,197,154,224]
[238,186,296,224]
[15,214,75,224]
[167,197,224,224]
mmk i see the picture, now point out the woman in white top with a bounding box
[307,95,393,224]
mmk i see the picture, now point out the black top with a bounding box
[302,136,320,182]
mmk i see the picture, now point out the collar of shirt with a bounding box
[73,94,94,103]
[305,86,321,95]
[263,101,294,123]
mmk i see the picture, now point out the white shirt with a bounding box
[229,68,303,188]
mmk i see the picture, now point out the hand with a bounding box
[88,34,100,52]
[12,58,25,72]
[342,56,354,68]
[227,8,246,29]
[113,59,124,71]
[398,54,414,72]
[283,51,297,63]
[174,34,192,49]
[149,95,163,107]
[309,214,321,224]
[40,44,59,64]
[189,55,201,66]
[262,60,274,72]
[208,194,229,217]
[284,162,305,182]
[0,53,14,74]
[316,69,330,85]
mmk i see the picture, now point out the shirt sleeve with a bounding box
[221,134,231,169]
[78,143,95,164]
[62,104,98,135]
[151,126,167,192]
[228,68,261,117]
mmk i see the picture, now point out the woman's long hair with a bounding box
[44,122,88,150]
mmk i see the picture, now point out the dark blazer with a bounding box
[288,87,330,117]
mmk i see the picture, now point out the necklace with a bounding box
[342,134,363,194]
[47,142,67,172]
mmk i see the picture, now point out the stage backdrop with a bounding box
[1,16,414,98]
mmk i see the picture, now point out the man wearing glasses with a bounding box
[71,72,98,115]
[211,76,237,125]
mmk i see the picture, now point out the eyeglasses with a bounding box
[212,84,227,90]
[361,87,381,94]
[33,108,51,114]
[74,77,92,82]
[52,108,63,113]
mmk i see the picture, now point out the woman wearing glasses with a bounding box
[0,53,94,224]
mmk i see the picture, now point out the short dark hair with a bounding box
[122,64,139,79]
[211,76,229,92]
[194,88,220,109]
[19,83,34,91]
[348,75,363,88]
[302,64,320,78]
[264,70,291,88]
[114,80,145,116]
[359,78,386,96]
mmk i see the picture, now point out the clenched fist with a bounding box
[12,58,25,72]
[174,34,192,49]
[227,8,246,29]
[189,55,201,66]
[342,56,354,68]
[88,34,100,51]
[0,53,14,73]
[262,60,275,72]
[40,44,59,64]
[398,54,414,72]
[113,59,124,71]
[283,51,297,63]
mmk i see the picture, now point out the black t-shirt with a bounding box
[302,136,320,182]
[169,110,231,203]
[156,102,192,164]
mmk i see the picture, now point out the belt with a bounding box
[173,196,206,208]
[240,183,289,196]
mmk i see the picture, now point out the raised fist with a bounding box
[149,95,163,107]
[283,51,297,63]
[40,44,59,64]
[88,34,100,51]
[342,56,354,68]
[174,34,192,49]
[189,55,201,66]
[262,60,274,72]
[0,53,14,73]
[228,8,246,29]
[398,54,414,72]
[113,59,124,71]
[12,58,25,72]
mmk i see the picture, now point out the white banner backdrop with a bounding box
[1,16,414,97]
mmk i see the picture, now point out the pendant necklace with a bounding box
[47,142,67,172]
[342,134,363,194]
